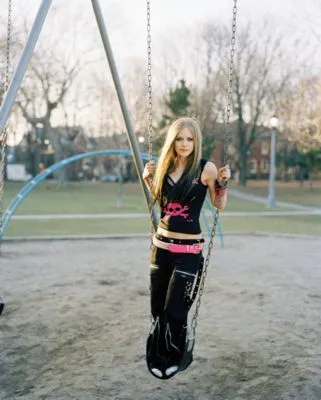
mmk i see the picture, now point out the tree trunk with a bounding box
[299,167,305,188]
[309,170,315,191]
[116,160,125,208]
[238,116,247,187]
[239,148,248,186]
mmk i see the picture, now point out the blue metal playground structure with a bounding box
[1,149,224,246]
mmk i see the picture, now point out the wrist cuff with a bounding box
[215,179,228,189]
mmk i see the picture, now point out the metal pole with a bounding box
[267,127,276,208]
[0,0,53,134]
[91,0,158,229]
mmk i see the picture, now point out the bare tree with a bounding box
[189,22,229,136]
[154,22,296,182]
[93,58,154,145]
[279,74,321,170]
[17,50,82,178]
[122,59,150,139]
[303,0,321,45]
[199,21,304,185]
[16,45,81,127]
[92,75,125,141]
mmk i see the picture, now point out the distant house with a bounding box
[212,125,288,180]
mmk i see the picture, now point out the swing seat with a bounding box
[146,323,195,380]
[0,296,4,316]
[179,327,195,372]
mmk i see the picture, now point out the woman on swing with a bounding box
[143,117,231,379]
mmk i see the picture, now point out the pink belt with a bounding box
[152,235,203,254]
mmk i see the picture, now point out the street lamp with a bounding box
[267,115,279,208]
[138,136,145,152]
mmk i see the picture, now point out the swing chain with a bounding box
[191,0,237,332]
[4,0,12,95]
[146,0,153,162]
[191,212,219,331]
[0,0,12,239]
[223,0,237,167]
[146,0,156,258]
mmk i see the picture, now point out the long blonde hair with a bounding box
[152,117,202,203]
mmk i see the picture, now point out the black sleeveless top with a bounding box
[159,159,208,234]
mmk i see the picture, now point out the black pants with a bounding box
[147,240,203,370]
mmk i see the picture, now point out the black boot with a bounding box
[146,317,168,379]
[163,315,187,378]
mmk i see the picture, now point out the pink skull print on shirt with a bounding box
[162,202,190,219]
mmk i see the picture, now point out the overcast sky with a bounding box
[0,0,319,63]
[0,0,320,141]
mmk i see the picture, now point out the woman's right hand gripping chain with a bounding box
[143,160,156,181]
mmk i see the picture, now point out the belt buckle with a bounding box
[193,243,201,254]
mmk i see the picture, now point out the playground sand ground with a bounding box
[0,235,320,400]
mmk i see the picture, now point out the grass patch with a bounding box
[3,180,321,238]
[221,215,321,236]
[3,181,147,214]
[233,181,321,207]
[6,217,150,237]
[4,181,289,215]
[5,215,321,238]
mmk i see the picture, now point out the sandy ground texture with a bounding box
[0,235,320,400]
